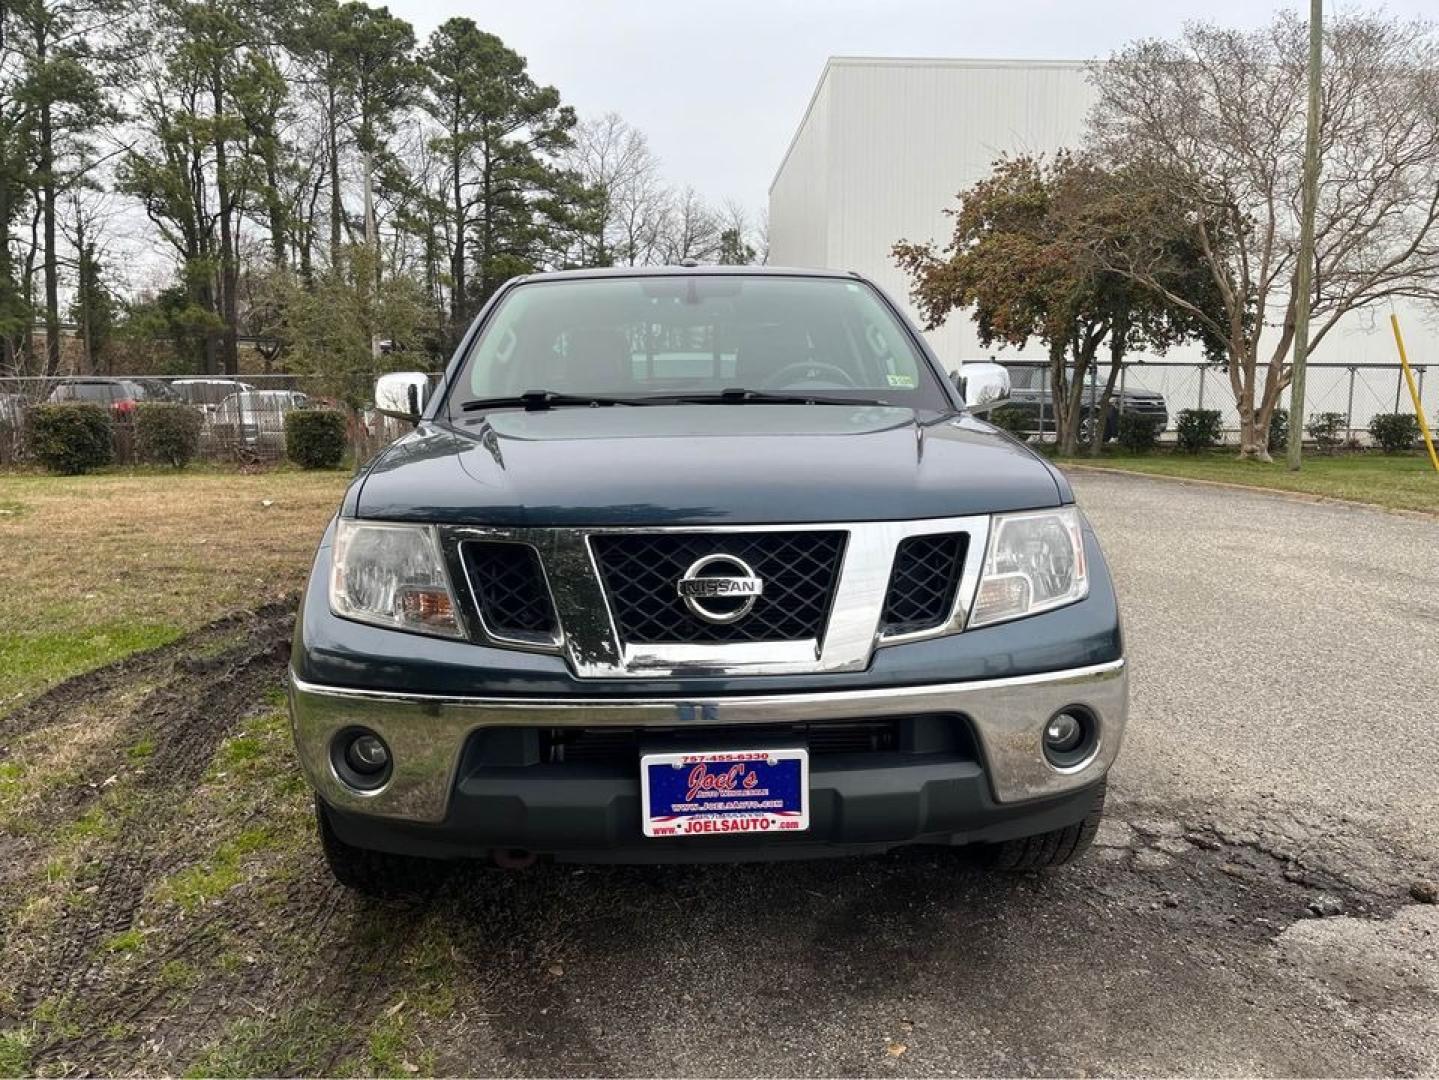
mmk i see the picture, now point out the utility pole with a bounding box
[1287,0,1323,470]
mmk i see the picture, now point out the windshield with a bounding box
[445,274,948,415]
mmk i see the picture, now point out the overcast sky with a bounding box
[385,0,1435,220]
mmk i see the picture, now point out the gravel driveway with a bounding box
[6,471,1436,1076]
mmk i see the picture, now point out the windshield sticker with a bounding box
[886,373,917,388]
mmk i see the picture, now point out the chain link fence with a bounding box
[3,362,1433,467]
[998,360,1434,447]
[0,373,402,468]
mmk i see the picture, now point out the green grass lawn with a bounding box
[0,468,350,706]
[1059,450,1439,514]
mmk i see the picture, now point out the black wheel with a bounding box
[1078,409,1119,446]
[315,798,451,898]
[987,781,1106,870]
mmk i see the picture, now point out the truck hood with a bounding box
[354,405,1064,526]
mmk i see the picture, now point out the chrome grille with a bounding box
[590,531,846,644]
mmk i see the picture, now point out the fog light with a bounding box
[345,733,390,775]
[1044,712,1084,753]
[1042,708,1095,768]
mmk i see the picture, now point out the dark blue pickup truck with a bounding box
[289,266,1127,894]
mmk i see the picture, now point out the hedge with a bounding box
[1116,412,1162,454]
[135,402,203,468]
[987,406,1030,441]
[1267,408,1290,454]
[1305,411,1347,452]
[30,402,113,474]
[1175,408,1222,453]
[285,408,347,469]
[1369,412,1420,454]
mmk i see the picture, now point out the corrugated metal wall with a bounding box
[769,68,833,271]
[768,57,1439,414]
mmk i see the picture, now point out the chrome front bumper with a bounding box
[289,659,1127,824]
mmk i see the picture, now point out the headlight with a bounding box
[969,507,1088,628]
[330,520,464,638]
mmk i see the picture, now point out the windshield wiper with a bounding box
[459,390,656,412]
[661,388,890,407]
[460,387,893,413]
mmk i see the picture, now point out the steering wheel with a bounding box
[761,361,858,389]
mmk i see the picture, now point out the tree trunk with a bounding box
[74,210,90,372]
[0,178,14,374]
[479,153,493,301]
[300,167,323,286]
[266,157,285,269]
[39,99,61,376]
[363,146,380,360]
[212,74,239,377]
[1088,318,1127,457]
[1048,339,1078,455]
[449,134,465,326]
[327,81,341,269]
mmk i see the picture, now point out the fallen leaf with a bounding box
[547,964,564,977]
[385,999,406,1017]
[887,1042,907,1057]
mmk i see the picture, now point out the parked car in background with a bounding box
[46,377,147,416]
[210,389,311,449]
[130,378,180,403]
[172,378,254,416]
[985,363,1169,442]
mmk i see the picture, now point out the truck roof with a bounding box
[514,264,859,283]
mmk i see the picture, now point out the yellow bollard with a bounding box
[1388,314,1439,474]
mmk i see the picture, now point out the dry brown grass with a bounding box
[0,469,349,704]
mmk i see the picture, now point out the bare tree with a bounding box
[612,165,669,266]
[1088,12,1439,459]
[658,186,719,264]
[565,111,662,266]
[716,197,757,265]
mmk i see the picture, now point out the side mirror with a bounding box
[956,361,1010,413]
[374,371,429,423]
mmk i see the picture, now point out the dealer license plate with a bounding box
[640,747,809,838]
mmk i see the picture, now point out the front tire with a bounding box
[987,781,1106,870]
[316,798,451,898]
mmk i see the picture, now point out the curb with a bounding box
[1059,462,1439,521]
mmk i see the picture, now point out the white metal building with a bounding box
[768,57,1437,432]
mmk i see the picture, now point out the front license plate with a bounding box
[640,748,809,838]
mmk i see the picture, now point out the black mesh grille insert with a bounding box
[881,533,968,635]
[461,541,557,638]
[590,531,846,644]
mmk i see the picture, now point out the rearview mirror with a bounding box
[954,362,1010,413]
[374,372,429,422]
